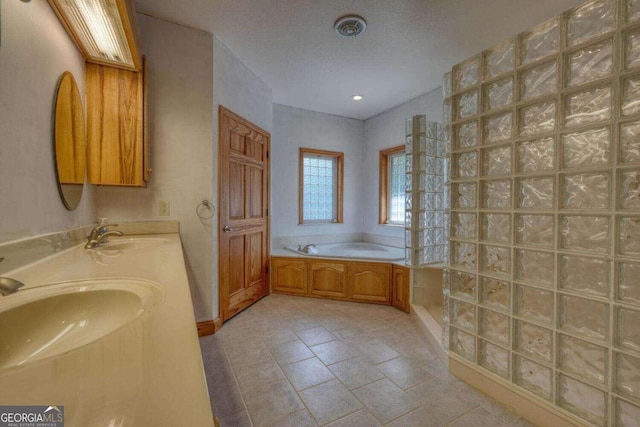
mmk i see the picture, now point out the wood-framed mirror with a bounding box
[54,71,86,210]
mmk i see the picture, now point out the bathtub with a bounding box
[285,242,405,261]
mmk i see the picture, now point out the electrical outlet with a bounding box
[159,200,170,216]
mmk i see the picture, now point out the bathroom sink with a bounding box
[99,237,169,251]
[0,278,163,370]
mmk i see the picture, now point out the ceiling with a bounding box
[134,0,584,120]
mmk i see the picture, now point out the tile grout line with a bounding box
[214,337,255,427]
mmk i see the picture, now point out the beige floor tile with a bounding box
[510,418,536,427]
[296,326,337,346]
[352,378,420,424]
[324,409,382,427]
[458,387,521,424]
[226,342,275,370]
[317,315,353,332]
[385,405,448,427]
[331,326,368,344]
[202,296,517,427]
[267,339,315,365]
[406,379,479,424]
[286,315,323,331]
[219,410,253,427]
[243,379,304,427]
[356,317,392,331]
[266,409,319,427]
[310,340,358,365]
[201,339,246,419]
[263,327,299,346]
[299,379,363,425]
[376,355,433,389]
[448,407,510,427]
[393,339,438,365]
[206,377,245,419]
[235,361,285,393]
[328,357,385,390]
[281,357,335,391]
[354,339,401,365]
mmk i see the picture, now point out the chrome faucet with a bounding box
[298,244,317,254]
[0,277,24,296]
[85,224,124,249]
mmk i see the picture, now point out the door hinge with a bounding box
[267,151,270,159]
[266,208,269,216]
[266,266,269,274]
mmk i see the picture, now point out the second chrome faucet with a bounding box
[85,224,124,249]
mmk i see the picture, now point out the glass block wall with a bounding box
[442,0,640,425]
[405,115,448,266]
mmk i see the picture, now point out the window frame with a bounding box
[299,147,344,225]
[379,145,406,225]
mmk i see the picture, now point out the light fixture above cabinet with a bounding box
[47,0,142,71]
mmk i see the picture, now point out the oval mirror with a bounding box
[54,71,86,211]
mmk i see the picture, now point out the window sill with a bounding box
[380,223,404,228]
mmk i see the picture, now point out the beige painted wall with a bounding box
[0,0,95,243]
[95,14,215,321]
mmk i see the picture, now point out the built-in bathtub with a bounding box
[285,242,404,261]
[272,242,410,311]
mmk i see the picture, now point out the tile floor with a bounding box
[200,294,534,427]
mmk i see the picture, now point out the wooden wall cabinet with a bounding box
[309,261,347,299]
[86,61,149,186]
[271,258,307,295]
[348,263,391,303]
[392,265,411,313]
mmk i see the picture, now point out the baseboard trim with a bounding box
[449,355,588,427]
[197,318,223,337]
[410,303,447,361]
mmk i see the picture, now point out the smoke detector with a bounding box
[334,15,367,37]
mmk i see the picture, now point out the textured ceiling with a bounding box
[135,0,584,120]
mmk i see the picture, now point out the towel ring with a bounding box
[196,200,215,220]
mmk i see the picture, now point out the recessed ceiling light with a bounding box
[351,95,364,101]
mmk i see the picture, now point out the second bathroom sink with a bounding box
[0,278,163,371]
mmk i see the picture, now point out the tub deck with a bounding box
[284,242,405,261]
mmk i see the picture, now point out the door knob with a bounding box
[223,226,233,233]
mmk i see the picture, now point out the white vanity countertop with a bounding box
[0,233,214,427]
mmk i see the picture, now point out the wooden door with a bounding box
[219,107,270,321]
[348,263,391,304]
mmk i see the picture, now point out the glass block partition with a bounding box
[443,0,640,425]
[405,115,448,266]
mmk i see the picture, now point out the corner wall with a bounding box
[362,89,443,240]
[271,104,365,242]
[0,0,95,243]
[95,14,215,321]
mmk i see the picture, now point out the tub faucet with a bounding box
[85,224,124,249]
[298,244,317,254]
[0,277,24,296]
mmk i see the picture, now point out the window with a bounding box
[299,148,344,224]
[380,145,406,225]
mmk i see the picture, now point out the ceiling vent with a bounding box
[334,15,367,37]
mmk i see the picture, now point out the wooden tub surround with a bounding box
[271,256,410,312]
